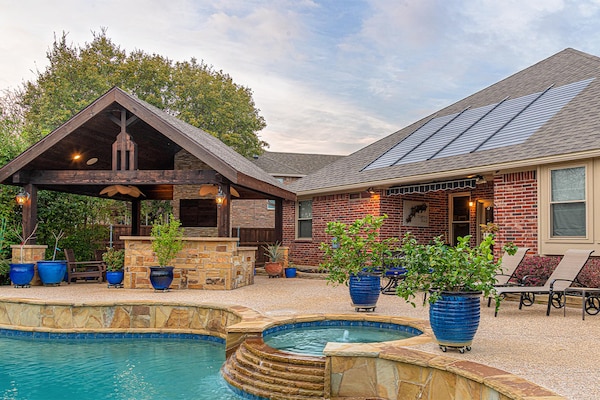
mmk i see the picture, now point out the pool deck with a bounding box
[0,276,595,400]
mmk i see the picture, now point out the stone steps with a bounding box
[221,338,326,399]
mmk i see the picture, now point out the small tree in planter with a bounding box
[149,215,184,291]
[319,214,399,311]
[103,247,125,288]
[8,223,38,287]
[396,233,516,352]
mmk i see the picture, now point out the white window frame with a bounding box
[548,165,587,238]
[296,199,313,240]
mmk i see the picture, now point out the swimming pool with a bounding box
[0,334,243,400]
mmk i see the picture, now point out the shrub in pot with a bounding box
[150,216,184,291]
[319,214,399,312]
[8,223,38,288]
[103,247,125,288]
[263,242,284,277]
[396,233,516,352]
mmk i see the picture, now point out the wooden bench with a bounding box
[65,249,106,284]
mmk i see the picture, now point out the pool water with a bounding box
[0,336,243,400]
[264,325,414,356]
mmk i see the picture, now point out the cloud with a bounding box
[4,0,600,156]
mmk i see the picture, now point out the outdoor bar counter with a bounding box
[122,236,256,290]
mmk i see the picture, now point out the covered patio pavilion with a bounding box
[0,87,295,289]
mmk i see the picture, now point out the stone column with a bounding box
[10,244,48,285]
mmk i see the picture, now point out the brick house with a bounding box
[282,48,600,267]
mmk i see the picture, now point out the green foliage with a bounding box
[263,242,284,262]
[18,29,267,157]
[396,234,517,307]
[319,214,399,286]
[36,192,110,260]
[151,215,184,267]
[102,247,125,271]
[58,225,109,262]
[0,218,10,283]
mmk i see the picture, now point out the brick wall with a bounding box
[493,171,538,254]
[283,182,500,267]
[231,200,274,228]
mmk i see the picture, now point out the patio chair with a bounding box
[493,249,594,316]
[495,247,530,286]
[65,249,106,284]
[381,251,406,295]
[487,247,530,307]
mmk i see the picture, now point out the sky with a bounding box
[2,1,600,156]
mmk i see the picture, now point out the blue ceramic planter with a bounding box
[9,263,35,287]
[149,266,174,291]
[284,268,297,278]
[429,291,481,351]
[349,274,381,311]
[37,260,67,286]
[106,270,124,287]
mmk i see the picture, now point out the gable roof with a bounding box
[0,87,295,201]
[251,151,344,177]
[290,48,600,195]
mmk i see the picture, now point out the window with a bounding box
[179,199,217,227]
[550,166,586,237]
[267,199,276,210]
[297,200,312,239]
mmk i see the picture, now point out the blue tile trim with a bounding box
[262,320,423,338]
[0,328,224,343]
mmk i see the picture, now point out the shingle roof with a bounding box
[251,151,344,176]
[289,48,600,194]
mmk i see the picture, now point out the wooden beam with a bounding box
[14,170,218,185]
[22,184,38,245]
[131,199,141,236]
[217,185,230,237]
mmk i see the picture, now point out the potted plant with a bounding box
[8,223,38,288]
[149,215,184,291]
[36,229,67,286]
[480,222,499,238]
[103,247,125,288]
[395,233,516,352]
[319,214,399,312]
[263,242,284,277]
[285,261,297,278]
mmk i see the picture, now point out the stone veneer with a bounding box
[122,236,256,290]
[10,244,48,286]
[0,298,565,400]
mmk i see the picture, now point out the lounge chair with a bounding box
[494,249,594,316]
[495,247,530,286]
[486,247,529,307]
[65,249,106,284]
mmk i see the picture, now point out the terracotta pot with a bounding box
[264,262,283,277]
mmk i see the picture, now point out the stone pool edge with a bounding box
[0,298,565,400]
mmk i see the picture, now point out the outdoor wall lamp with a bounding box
[367,187,376,194]
[215,187,225,208]
[15,190,30,206]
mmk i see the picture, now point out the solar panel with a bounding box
[363,78,593,171]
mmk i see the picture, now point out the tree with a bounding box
[19,29,267,157]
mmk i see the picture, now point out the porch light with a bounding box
[15,190,30,206]
[215,187,226,208]
[468,201,475,207]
